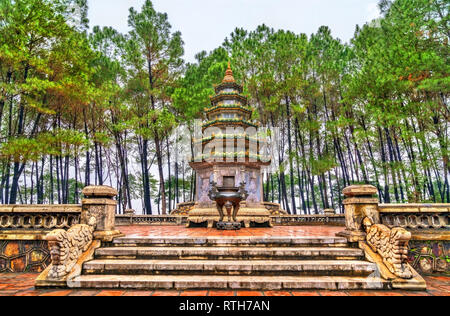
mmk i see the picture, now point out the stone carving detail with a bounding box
[81,205,104,228]
[246,178,258,204]
[363,217,413,279]
[45,217,96,280]
[198,178,212,205]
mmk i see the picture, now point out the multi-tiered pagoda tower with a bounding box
[187,63,273,228]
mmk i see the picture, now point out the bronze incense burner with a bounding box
[208,181,248,230]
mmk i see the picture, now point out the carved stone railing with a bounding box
[115,215,188,226]
[114,214,345,227]
[337,185,450,290]
[0,205,81,232]
[379,204,449,231]
[271,214,345,226]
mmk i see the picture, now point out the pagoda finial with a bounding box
[222,61,235,83]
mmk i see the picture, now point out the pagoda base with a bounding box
[187,207,272,228]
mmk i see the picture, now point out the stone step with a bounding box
[95,246,364,260]
[83,259,377,277]
[71,274,389,290]
[112,236,349,248]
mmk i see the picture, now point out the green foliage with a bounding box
[0,0,448,210]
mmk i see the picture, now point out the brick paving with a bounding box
[0,226,448,296]
[118,225,344,238]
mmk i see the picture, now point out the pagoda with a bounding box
[187,63,273,228]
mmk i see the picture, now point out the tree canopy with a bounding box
[0,0,448,213]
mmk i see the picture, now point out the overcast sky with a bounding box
[88,0,381,63]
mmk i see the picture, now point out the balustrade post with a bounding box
[81,186,123,242]
[337,185,380,242]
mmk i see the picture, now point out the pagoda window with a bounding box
[222,113,236,119]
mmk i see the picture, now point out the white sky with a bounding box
[88,0,381,63]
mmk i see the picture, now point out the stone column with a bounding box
[81,186,123,242]
[337,185,380,242]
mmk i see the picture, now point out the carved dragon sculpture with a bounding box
[45,217,96,280]
[363,217,413,279]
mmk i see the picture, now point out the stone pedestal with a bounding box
[217,221,242,230]
[188,207,272,228]
[187,163,273,228]
[81,186,123,242]
[337,185,380,242]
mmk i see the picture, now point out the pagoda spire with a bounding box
[222,61,235,83]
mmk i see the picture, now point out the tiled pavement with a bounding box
[1,226,448,296]
[0,273,448,296]
[117,225,345,238]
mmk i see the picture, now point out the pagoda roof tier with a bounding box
[196,139,268,150]
[202,118,258,130]
[205,104,252,116]
[194,134,268,144]
[210,93,248,105]
[214,81,243,94]
[190,154,271,167]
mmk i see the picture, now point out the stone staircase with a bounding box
[70,236,390,290]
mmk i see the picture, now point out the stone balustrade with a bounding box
[115,215,188,226]
[0,205,81,232]
[114,214,345,226]
[379,204,449,231]
[271,214,345,226]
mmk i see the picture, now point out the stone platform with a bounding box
[187,207,272,228]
